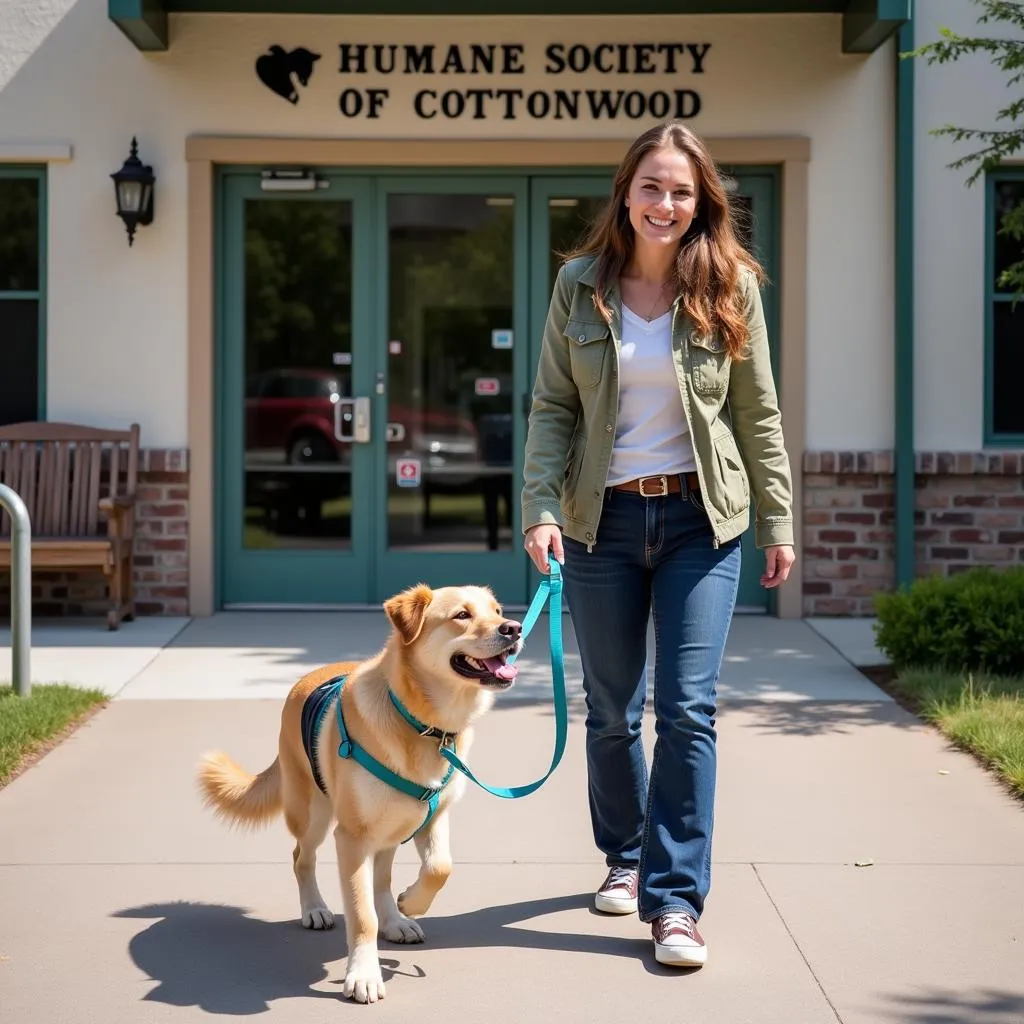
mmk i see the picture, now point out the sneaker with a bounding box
[594,866,639,915]
[652,912,707,967]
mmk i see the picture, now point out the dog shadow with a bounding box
[114,893,655,1013]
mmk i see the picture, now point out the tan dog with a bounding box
[197,583,522,1003]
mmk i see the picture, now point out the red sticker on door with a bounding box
[474,377,500,396]
[396,458,421,488]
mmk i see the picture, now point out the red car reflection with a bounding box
[244,368,480,468]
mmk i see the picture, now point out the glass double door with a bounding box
[221,172,529,606]
[219,170,776,609]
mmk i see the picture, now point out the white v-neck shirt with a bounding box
[605,304,697,486]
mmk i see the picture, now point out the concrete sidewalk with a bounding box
[2,613,1023,1022]
[0,611,886,702]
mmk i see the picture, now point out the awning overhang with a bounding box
[109,0,910,55]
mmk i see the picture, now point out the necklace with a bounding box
[642,280,673,321]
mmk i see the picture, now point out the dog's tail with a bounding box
[196,751,282,829]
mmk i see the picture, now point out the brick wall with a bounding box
[133,449,190,616]
[0,448,189,620]
[803,450,1024,616]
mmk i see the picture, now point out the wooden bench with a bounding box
[0,422,141,629]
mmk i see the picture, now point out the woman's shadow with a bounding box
[114,892,654,1014]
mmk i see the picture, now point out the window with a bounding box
[0,167,45,426]
[987,169,1024,443]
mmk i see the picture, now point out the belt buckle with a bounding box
[638,475,669,497]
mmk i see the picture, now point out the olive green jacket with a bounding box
[521,255,794,551]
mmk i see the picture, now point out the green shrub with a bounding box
[873,566,1024,675]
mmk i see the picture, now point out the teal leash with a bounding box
[437,559,567,798]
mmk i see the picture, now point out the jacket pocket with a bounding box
[564,319,609,390]
[564,427,582,483]
[710,427,750,519]
[689,332,730,397]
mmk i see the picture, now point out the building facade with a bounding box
[0,0,1020,620]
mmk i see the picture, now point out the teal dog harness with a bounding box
[300,561,566,842]
[301,672,458,842]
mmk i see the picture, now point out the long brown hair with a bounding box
[564,121,764,360]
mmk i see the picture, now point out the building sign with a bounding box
[255,41,710,121]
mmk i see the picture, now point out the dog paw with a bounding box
[380,912,425,944]
[397,887,431,919]
[301,905,334,930]
[343,962,386,1004]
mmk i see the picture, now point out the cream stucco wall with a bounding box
[0,0,894,450]
[914,0,1018,451]
[0,0,77,91]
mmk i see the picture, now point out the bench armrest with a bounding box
[100,494,137,540]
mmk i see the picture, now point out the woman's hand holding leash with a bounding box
[525,524,564,574]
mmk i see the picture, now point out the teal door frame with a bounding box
[217,168,534,606]
[526,169,781,612]
[722,168,779,610]
[217,170,377,605]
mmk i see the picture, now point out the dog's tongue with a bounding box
[482,657,517,681]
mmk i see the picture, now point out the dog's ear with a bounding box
[383,584,433,646]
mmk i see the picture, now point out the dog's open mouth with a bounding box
[450,651,518,688]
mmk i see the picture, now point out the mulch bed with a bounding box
[854,663,925,717]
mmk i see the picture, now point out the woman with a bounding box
[521,120,795,969]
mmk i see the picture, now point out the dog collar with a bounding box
[387,689,458,747]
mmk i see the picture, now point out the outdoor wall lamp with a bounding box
[111,137,155,247]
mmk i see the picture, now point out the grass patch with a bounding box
[883,668,1024,800]
[0,684,108,788]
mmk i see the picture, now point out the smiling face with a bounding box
[625,143,699,255]
[384,584,523,692]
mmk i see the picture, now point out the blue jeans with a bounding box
[561,484,741,923]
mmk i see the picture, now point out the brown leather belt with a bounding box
[612,472,700,498]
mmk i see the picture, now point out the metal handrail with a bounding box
[0,484,31,697]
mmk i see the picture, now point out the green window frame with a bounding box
[0,165,46,425]
[984,167,1024,445]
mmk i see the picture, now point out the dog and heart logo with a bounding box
[255,45,321,104]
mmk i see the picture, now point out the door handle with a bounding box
[334,397,371,443]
